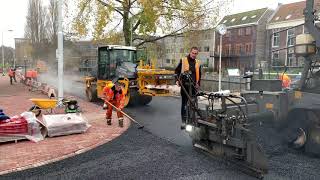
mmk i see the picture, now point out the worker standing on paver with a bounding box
[8,68,17,85]
[102,79,126,127]
[175,47,201,130]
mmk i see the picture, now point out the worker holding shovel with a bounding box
[103,79,126,127]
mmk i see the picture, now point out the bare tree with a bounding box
[25,0,47,60]
[46,0,58,46]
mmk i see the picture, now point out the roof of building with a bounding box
[269,0,320,24]
[218,8,269,28]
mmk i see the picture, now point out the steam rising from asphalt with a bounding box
[39,70,86,99]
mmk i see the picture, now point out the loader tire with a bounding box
[286,109,320,156]
[86,85,97,102]
[139,95,152,105]
[304,110,320,157]
[127,88,152,106]
[305,125,320,157]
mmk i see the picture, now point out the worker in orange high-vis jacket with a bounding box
[175,47,201,130]
[8,68,17,85]
[102,80,126,127]
[279,73,291,89]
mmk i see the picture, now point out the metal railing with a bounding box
[201,75,247,92]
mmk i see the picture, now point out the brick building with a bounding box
[267,1,320,67]
[215,8,273,73]
[160,29,214,68]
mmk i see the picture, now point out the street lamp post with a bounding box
[216,24,227,92]
[57,0,64,103]
[2,31,4,76]
[8,30,14,68]
[212,30,216,76]
[1,29,14,76]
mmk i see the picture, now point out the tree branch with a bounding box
[131,0,138,5]
[114,0,123,3]
[135,13,206,47]
[97,0,124,16]
[132,20,140,32]
[135,25,187,47]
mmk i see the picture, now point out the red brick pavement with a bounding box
[0,75,130,175]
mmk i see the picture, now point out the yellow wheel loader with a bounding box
[85,45,175,107]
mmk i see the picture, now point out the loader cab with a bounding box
[98,45,137,80]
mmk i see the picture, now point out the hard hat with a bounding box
[106,82,114,88]
[112,77,125,87]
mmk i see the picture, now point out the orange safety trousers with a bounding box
[106,99,123,119]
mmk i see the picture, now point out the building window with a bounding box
[180,48,184,53]
[166,49,170,53]
[204,46,210,52]
[287,54,294,66]
[245,27,251,35]
[286,14,292,20]
[287,28,295,47]
[238,28,244,36]
[166,59,171,64]
[273,32,280,47]
[235,44,241,55]
[223,45,229,56]
[228,44,232,55]
[245,43,252,55]
[239,44,244,55]
[272,51,280,66]
[198,47,202,52]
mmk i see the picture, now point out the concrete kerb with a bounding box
[0,132,116,176]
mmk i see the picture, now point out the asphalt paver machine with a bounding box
[182,0,320,178]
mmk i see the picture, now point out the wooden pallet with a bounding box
[0,135,27,143]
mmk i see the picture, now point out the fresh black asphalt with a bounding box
[1,97,320,180]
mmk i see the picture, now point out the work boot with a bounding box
[118,118,124,128]
[106,118,112,125]
[180,122,186,130]
[103,103,107,110]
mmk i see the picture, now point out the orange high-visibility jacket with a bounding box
[279,74,291,88]
[181,57,200,83]
[8,69,14,77]
[103,86,125,109]
[26,70,33,78]
[31,70,38,78]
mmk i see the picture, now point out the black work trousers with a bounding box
[10,76,16,85]
[180,83,196,123]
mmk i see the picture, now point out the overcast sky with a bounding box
[0,0,305,48]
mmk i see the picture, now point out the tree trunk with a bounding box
[122,1,131,46]
[123,17,131,46]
